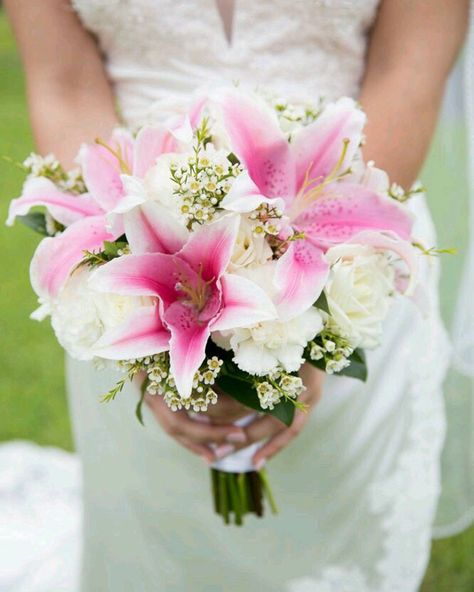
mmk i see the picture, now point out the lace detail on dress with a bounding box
[71,0,380,125]
[288,567,370,592]
[368,291,450,591]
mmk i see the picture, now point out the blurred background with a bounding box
[0,8,473,591]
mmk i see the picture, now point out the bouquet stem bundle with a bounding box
[211,468,278,525]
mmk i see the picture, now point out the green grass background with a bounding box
[0,12,472,590]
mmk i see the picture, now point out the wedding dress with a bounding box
[1,1,453,591]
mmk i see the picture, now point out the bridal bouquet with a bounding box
[7,88,426,525]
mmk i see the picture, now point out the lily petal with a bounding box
[220,171,285,214]
[108,175,148,215]
[7,177,102,227]
[211,273,277,331]
[93,305,169,360]
[295,183,414,247]
[133,125,170,178]
[188,93,207,128]
[79,129,133,213]
[124,201,189,255]
[216,89,296,202]
[165,301,211,398]
[90,252,178,304]
[274,240,329,320]
[348,230,419,295]
[30,214,114,300]
[292,97,366,191]
[179,214,239,281]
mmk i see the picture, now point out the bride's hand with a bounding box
[144,385,248,465]
[227,364,325,470]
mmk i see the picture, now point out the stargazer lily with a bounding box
[90,214,277,398]
[215,90,417,317]
[6,103,204,311]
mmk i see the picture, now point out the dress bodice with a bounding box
[72,0,380,126]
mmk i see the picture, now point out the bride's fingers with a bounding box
[175,435,215,464]
[241,414,284,447]
[252,411,308,467]
[145,394,247,445]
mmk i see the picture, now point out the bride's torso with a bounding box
[71,0,380,126]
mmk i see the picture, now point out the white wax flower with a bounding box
[324,244,396,349]
[50,268,153,361]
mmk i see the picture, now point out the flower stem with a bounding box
[210,469,278,525]
[259,468,279,515]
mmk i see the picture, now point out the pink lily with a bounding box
[216,90,417,314]
[90,215,277,397]
[7,108,202,305]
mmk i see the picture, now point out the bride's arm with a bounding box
[5,0,118,168]
[230,0,470,469]
[360,0,469,187]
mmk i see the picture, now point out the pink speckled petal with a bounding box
[179,214,240,281]
[133,126,171,178]
[90,252,178,304]
[165,301,211,398]
[211,273,277,331]
[220,171,285,214]
[273,240,329,320]
[30,214,115,300]
[7,177,103,227]
[292,97,366,191]
[93,305,170,360]
[295,183,414,248]
[216,88,296,202]
[348,230,419,295]
[79,129,133,213]
[124,202,188,255]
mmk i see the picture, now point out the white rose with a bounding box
[324,244,396,349]
[51,268,153,361]
[229,217,273,270]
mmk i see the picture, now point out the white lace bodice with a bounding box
[71,0,380,126]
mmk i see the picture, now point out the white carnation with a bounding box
[324,244,396,349]
[213,306,323,376]
[50,268,153,361]
[229,217,273,270]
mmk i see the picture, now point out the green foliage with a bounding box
[338,349,367,381]
[209,342,296,426]
[17,211,48,236]
[81,240,129,268]
[314,291,330,314]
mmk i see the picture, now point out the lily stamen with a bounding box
[95,137,132,175]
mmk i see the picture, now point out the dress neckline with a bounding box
[215,0,236,46]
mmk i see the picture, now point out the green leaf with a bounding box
[227,152,240,166]
[304,348,368,382]
[337,348,368,381]
[17,212,48,236]
[215,374,296,427]
[135,378,148,426]
[103,240,128,258]
[314,291,330,314]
